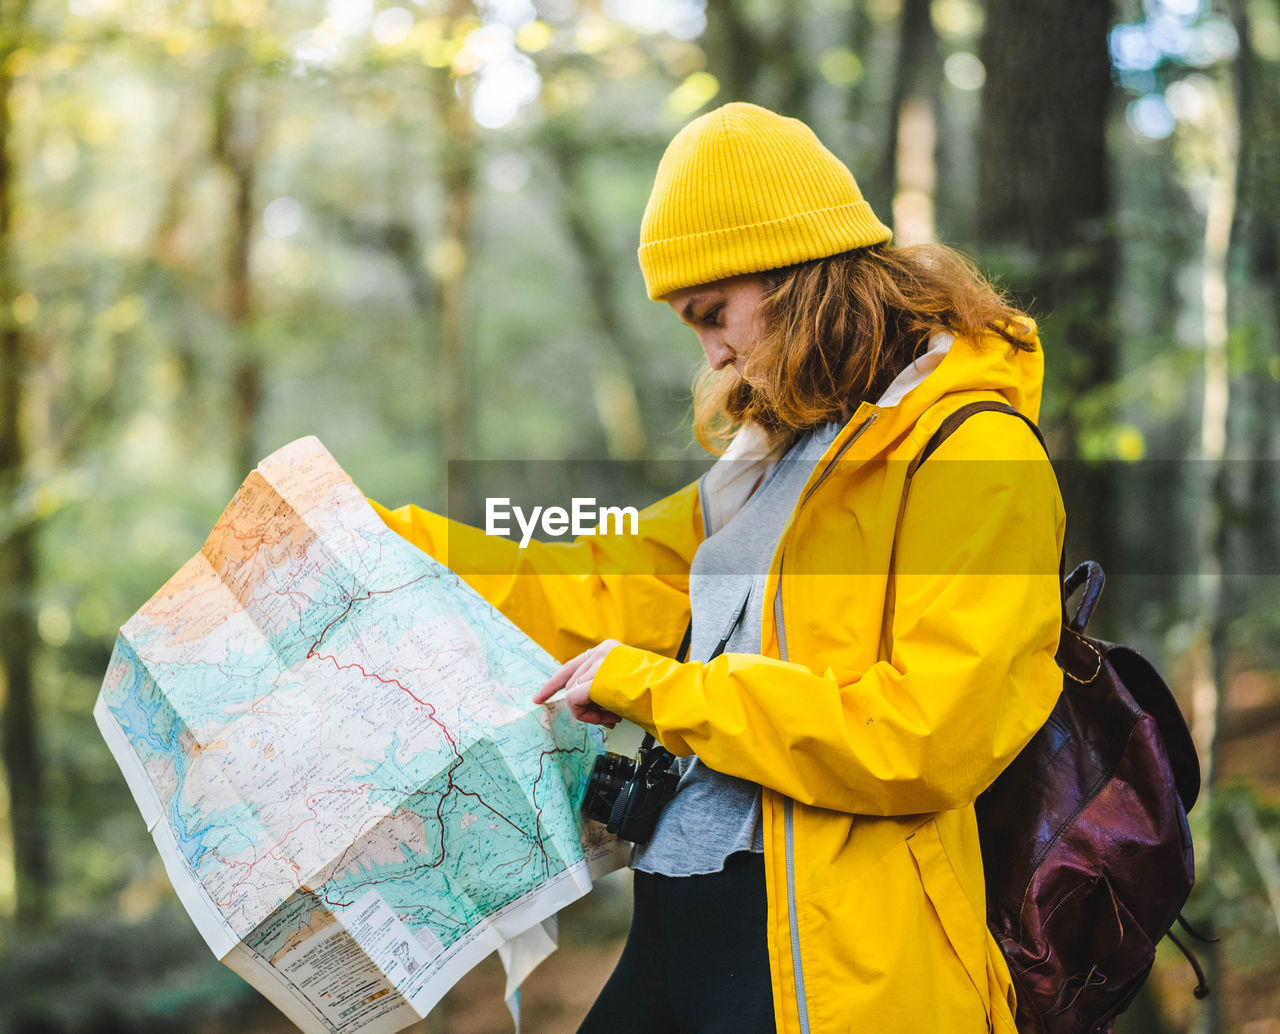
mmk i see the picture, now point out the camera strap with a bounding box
[639,593,747,757]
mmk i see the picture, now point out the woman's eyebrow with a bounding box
[679,295,715,321]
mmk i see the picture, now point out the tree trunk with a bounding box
[977,0,1116,568]
[212,65,261,480]
[1231,0,1280,580]
[875,0,937,236]
[437,107,473,467]
[0,0,51,928]
[703,0,762,103]
[430,0,478,521]
[545,132,648,459]
[771,4,810,122]
[841,3,873,136]
[1187,7,1254,1029]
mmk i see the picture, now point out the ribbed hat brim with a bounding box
[640,200,890,300]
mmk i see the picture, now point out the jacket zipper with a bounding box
[783,799,809,1034]
[770,412,877,1034]
[799,412,878,507]
[775,585,809,1034]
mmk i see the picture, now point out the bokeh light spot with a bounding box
[1165,75,1212,123]
[930,0,983,39]
[943,51,985,90]
[427,237,467,281]
[486,152,532,193]
[76,596,114,640]
[373,7,414,45]
[472,53,541,129]
[38,603,72,648]
[605,0,705,40]
[263,197,304,239]
[574,16,612,54]
[1114,427,1146,462]
[665,71,719,116]
[819,48,863,86]
[12,292,38,325]
[515,19,552,52]
[328,0,373,36]
[1127,93,1175,139]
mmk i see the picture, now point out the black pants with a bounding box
[578,852,777,1034]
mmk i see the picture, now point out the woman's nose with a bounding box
[700,335,735,371]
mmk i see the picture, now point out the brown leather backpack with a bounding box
[916,402,1209,1034]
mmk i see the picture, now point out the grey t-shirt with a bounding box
[631,421,841,876]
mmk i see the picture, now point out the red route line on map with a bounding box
[299,571,562,903]
[210,569,577,928]
[213,785,371,906]
[309,650,530,845]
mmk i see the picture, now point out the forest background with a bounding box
[1,0,1278,1030]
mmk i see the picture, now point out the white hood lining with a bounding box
[699,332,955,535]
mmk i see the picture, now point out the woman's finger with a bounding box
[531,668,569,704]
[533,640,620,715]
[529,650,588,706]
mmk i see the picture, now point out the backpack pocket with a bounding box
[1009,872,1157,1032]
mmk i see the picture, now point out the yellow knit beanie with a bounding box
[638,102,892,300]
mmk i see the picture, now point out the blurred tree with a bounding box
[878,0,939,244]
[702,0,764,104]
[434,0,478,471]
[0,0,51,928]
[211,48,266,480]
[1229,0,1280,579]
[1184,66,1239,1034]
[543,123,650,459]
[702,0,808,120]
[977,0,1117,569]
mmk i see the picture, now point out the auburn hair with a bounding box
[690,243,1037,454]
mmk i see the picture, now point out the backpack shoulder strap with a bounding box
[911,399,1046,475]
[896,398,1069,628]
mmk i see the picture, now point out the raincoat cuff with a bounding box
[590,642,674,740]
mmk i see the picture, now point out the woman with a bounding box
[376,102,1064,1033]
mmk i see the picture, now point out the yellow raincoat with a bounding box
[372,327,1064,1033]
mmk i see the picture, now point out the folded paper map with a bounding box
[94,436,624,1033]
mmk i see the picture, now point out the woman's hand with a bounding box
[533,639,623,727]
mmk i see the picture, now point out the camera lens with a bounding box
[582,753,635,825]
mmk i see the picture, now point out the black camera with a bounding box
[582,734,681,844]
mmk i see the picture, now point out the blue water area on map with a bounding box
[190,804,269,875]
[173,798,217,869]
[106,638,180,756]
[364,731,417,811]
[366,527,561,680]
[106,638,269,875]
[154,657,269,732]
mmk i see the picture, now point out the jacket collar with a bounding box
[699,326,1043,535]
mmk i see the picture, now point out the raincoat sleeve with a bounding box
[588,414,1066,816]
[369,478,703,665]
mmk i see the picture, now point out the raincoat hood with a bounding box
[703,324,1043,534]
